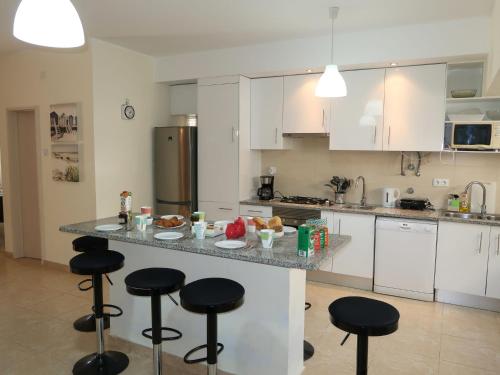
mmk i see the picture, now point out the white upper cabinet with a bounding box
[330,69,386,150]
[383,64,446,151]
[169,84,197,115]
[250,77,287,149]
[197,83,239,204]
[283,74,332,134]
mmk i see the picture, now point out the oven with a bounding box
[272,206,321,228]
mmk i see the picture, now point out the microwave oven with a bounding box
[447,122,500,150]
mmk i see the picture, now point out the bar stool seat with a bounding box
[72,236,108,252]
[71,236,112,333]
[180,278,244,375]
[70,250,128,375]
[70,251,124,275]
[329,296,399,375]
[180,278,245,313]
[125,268,185,375]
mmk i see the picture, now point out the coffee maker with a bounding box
[257,175,274,200]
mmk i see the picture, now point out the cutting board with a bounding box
[470,182,496,214]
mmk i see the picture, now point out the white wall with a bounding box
[156,17,490,82]
[0,48,96,264]
[91,39,169,218]
[487,0,500,95]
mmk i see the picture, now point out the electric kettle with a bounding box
[382,188,400,208]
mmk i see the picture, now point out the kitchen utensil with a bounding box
[154,232,184,240]
[450,89,477,98]
[214,240,247,249]
[140,206,152,216]
[257,175,274,200]
[399,198,431,210]
[135,215,147,231]
[382,188,400,208]
[95,224,123,232]
[256,229,284,239]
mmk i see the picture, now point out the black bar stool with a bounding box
[70,250,129,375]
[72,236,111,332]
[125,268,186,375]
[180,278,245,375]
[328,296,400,375]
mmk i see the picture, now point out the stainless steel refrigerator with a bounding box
[154,125,197,216]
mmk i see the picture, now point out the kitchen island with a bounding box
[61,217,350,375]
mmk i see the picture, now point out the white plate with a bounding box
[154,232,184,240]
[215,240,247,249]
[95,224,123,232]
[283,226,297,234]
[161,215,185,220]
[155,221,186,229]
[214,220,231,231]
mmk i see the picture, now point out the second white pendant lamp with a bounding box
[315,7,346,98]
[13,0,85,48]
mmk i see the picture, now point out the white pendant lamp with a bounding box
[315,7,346,97]
[13,0,85,48]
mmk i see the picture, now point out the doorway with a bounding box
[5,109,42,259]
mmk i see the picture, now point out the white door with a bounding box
[435,222,490,296]
[486,226,500,298]
[251,77,285,149]
[383,64,446,151]
[332,213,375,278]
[197,83,239,203]
[330,69,386,151]
[283,74,331,133]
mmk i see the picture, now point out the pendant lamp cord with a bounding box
[330,11,334,64]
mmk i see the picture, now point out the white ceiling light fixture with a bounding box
[315,7,346,98]
[13,0,85,48]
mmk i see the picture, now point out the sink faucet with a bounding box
[355,176,367,207]
[464,181,487,216]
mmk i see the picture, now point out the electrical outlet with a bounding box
[432,178,449,187]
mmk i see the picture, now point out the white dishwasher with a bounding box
[374,217,438,301]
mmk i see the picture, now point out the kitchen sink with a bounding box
[441,211,500,221]
[342,204,376,211]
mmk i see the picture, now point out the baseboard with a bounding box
[436,289,500,312]
[374,285,434,302]
[42,259,70,272]
[0,250,13,258]
[306,270,373,291]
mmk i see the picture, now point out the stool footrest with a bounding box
[142,327,182,342]
[77,278,93,291]
[183,343,224,364]
[92,303,123,317]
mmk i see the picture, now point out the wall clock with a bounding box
[121,99,135,120]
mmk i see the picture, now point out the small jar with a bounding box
[118,211,128,224]
[247,217,256,233]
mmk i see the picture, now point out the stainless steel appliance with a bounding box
[257,175,274,200]
[154,125,197,216]
[274,196,326,226]
[445,121,500,150]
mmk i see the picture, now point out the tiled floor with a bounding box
[1,251,499,375]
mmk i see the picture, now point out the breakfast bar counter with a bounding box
[61,217,350,375]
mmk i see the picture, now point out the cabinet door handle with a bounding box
[248,209,263,213]
[477,232,483,254]
[338,219,342,235]
[497,234,499,256]
[218,207,233,211]
[388,126,391,146]
[275,128,278,144]
[322,109,325,131]
[373,127,377,145]
[231,127,235,143]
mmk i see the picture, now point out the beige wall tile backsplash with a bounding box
[261,138,500,212]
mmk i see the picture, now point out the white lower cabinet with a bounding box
[320,211,375,278]
[486,227,500,299]
[435,222,490,296]
[239,204,273,218]
[198,201,239,222]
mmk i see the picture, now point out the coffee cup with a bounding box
[194,221,206,240]
[259,229,274,249]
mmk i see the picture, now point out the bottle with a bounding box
[459,191,470,213]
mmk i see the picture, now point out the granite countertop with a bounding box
[240,199,500,227]
[60,217,351,270]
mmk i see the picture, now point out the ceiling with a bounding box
[0,0,495,56]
